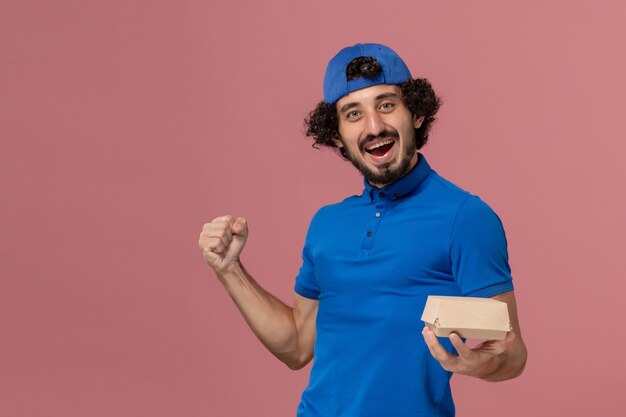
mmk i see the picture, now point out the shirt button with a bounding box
[378,192,385,198]
[375,212,381,217]
[367,231,373,237]
[393,193,400,200]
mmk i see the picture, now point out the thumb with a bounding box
[505,330,516,343]
[232,217,248,237]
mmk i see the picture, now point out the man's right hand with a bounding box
[198,215,248,275]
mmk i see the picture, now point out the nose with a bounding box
[364,110,385,137]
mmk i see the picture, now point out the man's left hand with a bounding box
[422,326,516,379]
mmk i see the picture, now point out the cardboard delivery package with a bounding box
[421,296,512,340]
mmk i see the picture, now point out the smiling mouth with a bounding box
[365,139,395,157]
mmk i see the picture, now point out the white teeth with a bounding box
[366,139,394,151]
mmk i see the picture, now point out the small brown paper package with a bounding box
[421,296,512,340]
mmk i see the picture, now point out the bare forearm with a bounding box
[481,291,528,382]
[216,262,309,369]
[199,216,316,369]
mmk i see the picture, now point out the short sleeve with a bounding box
[449,195,514,297]
[294,219,320,300]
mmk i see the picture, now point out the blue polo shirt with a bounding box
[294,153,514,417]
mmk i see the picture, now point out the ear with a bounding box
[414,115,425,129]
[331,137,349,159]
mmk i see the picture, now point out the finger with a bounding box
[202,220,233,240]
[210,215,236,226]
[232,217,248,236]
[505,330,516,343]
[199,228,231,250]
[422,326,454,365]
[472,341,485,350]
[202,237,226,254]
[449,333,473,360]
[204,220,234,241]
[201,247,219,263]
[487,331,515,354]
[221,227,233,242]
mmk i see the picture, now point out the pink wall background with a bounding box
[2,1,625,416]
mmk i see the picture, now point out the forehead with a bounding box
[335,84,402,110]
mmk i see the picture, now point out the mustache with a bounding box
[359,129,399,151]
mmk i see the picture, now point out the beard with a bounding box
[342,129,418,187]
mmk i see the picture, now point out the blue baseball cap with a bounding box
[323,43,412,104]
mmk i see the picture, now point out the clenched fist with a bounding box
[198,215,248,275]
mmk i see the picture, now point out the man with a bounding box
[198,43,527,416]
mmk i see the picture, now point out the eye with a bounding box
[379,102,395,111]
[346,110,361,120]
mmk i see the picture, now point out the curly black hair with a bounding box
[305,57,441,153]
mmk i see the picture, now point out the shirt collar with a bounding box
[363,153,432,202]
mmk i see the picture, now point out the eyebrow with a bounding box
[339,92,400,113]
[375,92,400,101]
